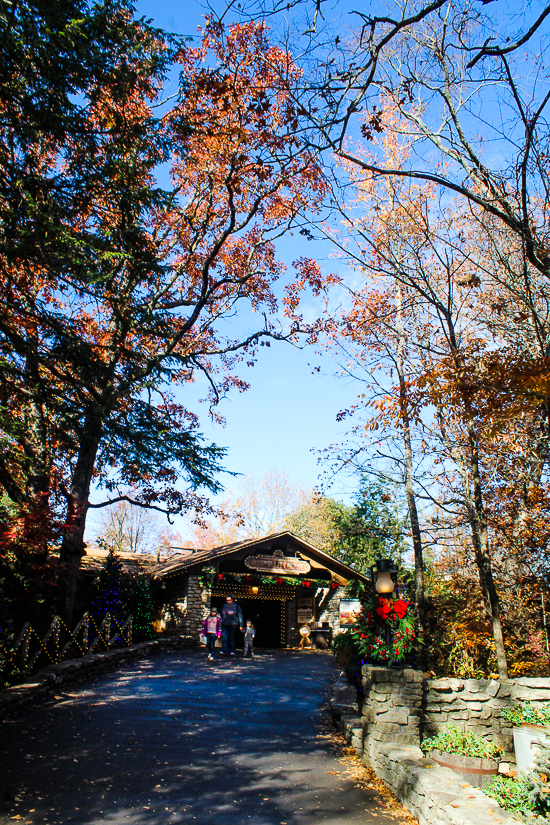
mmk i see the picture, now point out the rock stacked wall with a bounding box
[317,588,341,634]
[331,665,544,825]
[423,676,550,758]
[361,666,423,766]
[161,574,209,637]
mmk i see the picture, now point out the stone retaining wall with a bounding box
[423,676,550,758]
[362,666,422,758]
[0,635,191,720]
[331,666,523,825]
[331,666,550,825]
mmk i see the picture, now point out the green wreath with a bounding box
[349,594,416,665]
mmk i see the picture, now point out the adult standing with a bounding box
[220,595,243,655]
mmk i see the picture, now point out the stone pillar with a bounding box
[184,575,210,639]
[361,666,423,768]
[160,575,210,641]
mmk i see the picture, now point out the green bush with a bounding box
[421,725,502,759]
[484,775,538,822]
[502,701,550,728]
[484,739,550,822]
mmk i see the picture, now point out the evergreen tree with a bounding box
[90,543,128,628]
[128,575,155,641]
[333,480,406,570]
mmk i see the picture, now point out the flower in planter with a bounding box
[502,700,550,728]
[421,725,502,760]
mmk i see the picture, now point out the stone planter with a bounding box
[512,724,550,775]
[429,749,499,788]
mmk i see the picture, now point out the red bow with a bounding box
[376,599,392,620]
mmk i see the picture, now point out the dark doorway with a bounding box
[211,596,285,648]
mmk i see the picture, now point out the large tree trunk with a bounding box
[466,425,509,680]
[60,416,102,626]
[395,286,426,670]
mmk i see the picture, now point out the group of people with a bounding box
[202,595,256,660]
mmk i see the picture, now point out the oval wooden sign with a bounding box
[244,549,311,575]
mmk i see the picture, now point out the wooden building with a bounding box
[153,531,369,648]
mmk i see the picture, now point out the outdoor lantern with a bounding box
[251,586,259,595]
[372,559,398,647]
[372,559,398,595]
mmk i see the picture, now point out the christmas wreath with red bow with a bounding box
[349,593,416,664]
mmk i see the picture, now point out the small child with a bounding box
[202,609,221,660]
[243,620,255,658]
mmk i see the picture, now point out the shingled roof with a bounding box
[153,530,370,585]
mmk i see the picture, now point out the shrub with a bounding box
[484,775,537,822]
[484,739,550,823]
[502,701,550,728]
[421,725,502,759]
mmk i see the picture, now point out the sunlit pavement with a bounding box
[0,649,407,825]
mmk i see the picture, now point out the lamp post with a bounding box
[371,559,398,647]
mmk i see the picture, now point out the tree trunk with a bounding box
[395,286,426,670]
[467,425,509,680]
[60,416,102,626]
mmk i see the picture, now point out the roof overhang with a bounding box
[154,531,369,585]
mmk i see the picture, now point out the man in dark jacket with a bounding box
[220,595,244,655]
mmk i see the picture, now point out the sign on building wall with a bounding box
[245,548,311,575]
[297,608,313,623]
[340,599,362,626]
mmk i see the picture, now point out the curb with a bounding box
[0,635,193,719]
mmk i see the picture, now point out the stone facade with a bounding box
[161,575,209,636]
[316,587,341,634]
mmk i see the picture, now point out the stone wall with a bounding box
[422,676,550,758]
[361,666,423,765]
[316,588,341,634]
[161,575,209,638]
[331,666,528,825]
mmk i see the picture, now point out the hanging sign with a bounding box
[244,548,311,575]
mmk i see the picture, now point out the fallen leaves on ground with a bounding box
[319,707,417,824]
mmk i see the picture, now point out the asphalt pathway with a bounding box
[0,649,412,825]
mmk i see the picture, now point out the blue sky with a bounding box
[136,0,363,502]
[85,0,365,543]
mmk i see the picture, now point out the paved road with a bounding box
[0,650,411,825]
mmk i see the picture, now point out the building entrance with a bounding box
[211,596,285,648]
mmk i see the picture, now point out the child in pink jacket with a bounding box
[203,609,221,660]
